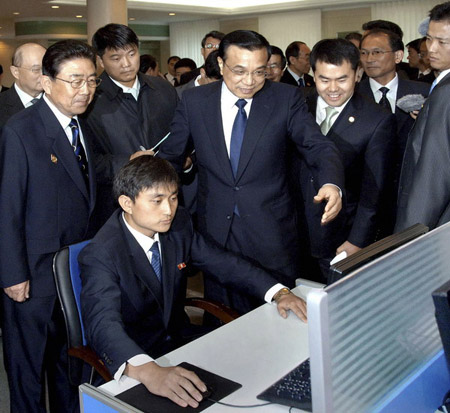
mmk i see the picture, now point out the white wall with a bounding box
[371,0,441,43]
[259,9,321,52]
[169,19,220,66]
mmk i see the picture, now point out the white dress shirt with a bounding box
[110,76,140,100]
[369,74,398,113]
[316,95,352,127]
[14,83,42,108]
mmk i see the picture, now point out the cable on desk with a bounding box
[207,398,273,408]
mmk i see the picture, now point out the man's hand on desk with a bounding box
[124,361,207,408]
[274,289,307,322]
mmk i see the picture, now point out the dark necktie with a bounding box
[150,242,162,282]
[69,118,89,185]
[298,77,305,87]
[30,98,39,105]
[378,87,392,112]
[230,99,247,178]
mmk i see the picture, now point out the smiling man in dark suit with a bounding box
[297,38,396,280]
[80,155,307,408]
[158,30,344,315]
[0,43,46,129]
[0,40,98,413]
[396,1,450,231]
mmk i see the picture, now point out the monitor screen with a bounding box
[328,223,429,284]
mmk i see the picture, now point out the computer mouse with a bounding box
[200,385,213,400]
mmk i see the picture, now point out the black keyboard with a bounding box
[256,358,312,411]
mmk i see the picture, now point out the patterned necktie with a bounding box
[69,118,89,185]
[320,106,338,135]
[298,77,305,87]
[378,87,392,112]
[230,99,247,178]
[150,241,162,282]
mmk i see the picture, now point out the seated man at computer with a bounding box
[79,156,307,408]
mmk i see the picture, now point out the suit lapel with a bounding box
[235,83,274,182]
[38,101,90,203]
[330,94,359,135]
[202,82,235,183]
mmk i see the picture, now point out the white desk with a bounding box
[99,283,319,412]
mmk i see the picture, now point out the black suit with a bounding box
[396,72,450,231]
[80,208,278,375]
[417,71,436,84]
[0,85,25,129]
[280,69,315,87]
[0,99,96,412]
[82,72,178,229]
[299,92,396,263]
[159,80,344,312]
[0,85,9,92]
[357,77,429,235]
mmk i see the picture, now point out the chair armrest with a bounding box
[185,297,240,324]
[68,346,113,383]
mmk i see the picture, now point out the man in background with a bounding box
[281,41,315,87]
[0,43,46,128]
[83,23,178,229]
[396,1,450,231]
[164,55,180,85]
[266,45,286,82]
[0,64,8,92]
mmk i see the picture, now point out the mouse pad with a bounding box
[115,362,242,412]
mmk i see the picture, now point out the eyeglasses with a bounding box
[223,61,266,79]
[55,77,102,89]
[16,65,42,74]
[204,43,220,50]
[419,52,428,58]
[360,49,394,58]
[266,63,284,70]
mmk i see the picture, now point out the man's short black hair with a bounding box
[406,38,421,53]
[201,30,225,48]
[429,1,450,22]
[92,23,139,57]
[362,19,404,39]
[204,50,222,79]
[174,58,197,71]
[310,38,360,72]
[345,32,363,43]
[285,41,306,66]
[218,30,270,62]
[42,40,96,79]
[139,54,157,74]
[361,28,404,53]
[269,45,286,68]
[113,156,180,202]
[0,64,3,75]
[167,55,180,64]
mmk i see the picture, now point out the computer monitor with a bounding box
[308,222,450,413]
[328,223,429,284]
[433,279,450,372]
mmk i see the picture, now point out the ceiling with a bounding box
[0,0,396,38]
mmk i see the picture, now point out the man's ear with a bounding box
[217,56,224,76]
[394,50,404,64]
[41,75,52,96]
[10,65,19,81]
[97,55,105,70]
[118,195,133,214]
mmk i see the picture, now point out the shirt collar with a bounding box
[14,83,42,107]
[434,68,450,86]
[287,66,302,82]
[317,94,352,114]
[121,212,160,253]
[110,75,140,98]
[221,80,252,108]
[369,73,398,94]
[43,94,74,130]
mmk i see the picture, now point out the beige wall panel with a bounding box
[219,18,259,34]
[321,7,370,39]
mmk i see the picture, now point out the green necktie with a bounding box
[320,106,338,135]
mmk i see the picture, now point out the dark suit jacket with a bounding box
[417,71,436,84]
[158,80,344,281]
[396,72,450,231]
[0,85,25,129]
[79,208,278,374]
[280,69,315,87]
[82,72,178,228]
[0,85,9,93]
[300,92,396,257]
[179,67,202,86]
[0,99,96,297]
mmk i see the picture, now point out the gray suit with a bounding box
[396,73,450,231]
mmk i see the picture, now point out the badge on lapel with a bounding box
[177,262,186,270]
[348,116,355,123]
[50,154,58,164]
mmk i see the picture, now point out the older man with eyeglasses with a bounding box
[0,39,98,413]
[0,42,46,129]
[159,30,344,316]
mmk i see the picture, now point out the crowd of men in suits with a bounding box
[1,1,450,410]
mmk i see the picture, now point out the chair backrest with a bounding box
[53,239,90,384]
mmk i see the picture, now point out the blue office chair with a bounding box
[53,240,239,386]
[53,240,113,386]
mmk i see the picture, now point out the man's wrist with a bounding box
[273,287,292,303]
